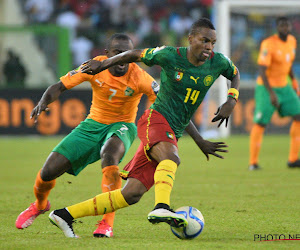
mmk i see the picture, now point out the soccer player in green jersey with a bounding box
[48,18,240,238]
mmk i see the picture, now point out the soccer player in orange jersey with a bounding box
[249,17,300,170]
[15,34,158,237]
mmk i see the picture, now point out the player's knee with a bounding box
[40,166,54,182]
[125,190,144,205]
[101,152,119,168]
[292,114,300,121]
[40,152,70,181]
[257,123,266,128]
[121,178,147,205]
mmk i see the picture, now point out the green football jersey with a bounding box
[141,46,237,138]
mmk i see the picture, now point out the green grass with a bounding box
[0,135,299,249]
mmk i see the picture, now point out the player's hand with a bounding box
[211,98,236,127]
[30,102,49,123]
[80,60,103,75]
[196,139,228,161]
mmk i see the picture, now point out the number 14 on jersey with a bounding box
[184,88,200,105]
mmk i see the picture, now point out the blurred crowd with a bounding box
[20,0,213,71]
[4,0,299,86]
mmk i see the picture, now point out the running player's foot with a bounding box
[93,220,113,238]
[147,203,188,228]
[248,164,261,171]
[287,159,300,168]
[49,209,78,238]
[16,201,51,229]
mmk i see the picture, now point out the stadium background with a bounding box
[0,0,299,135]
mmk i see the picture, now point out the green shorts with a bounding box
[253,84,300,125]
[53,118,137,176]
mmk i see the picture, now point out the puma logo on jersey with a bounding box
[117,124,128,135]
[103,183,114,190]
[95,79,104,87]
[190,76,200,84]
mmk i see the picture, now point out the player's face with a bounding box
[106,39,134,76]
[277,20,291,40]
[188,27,216,63]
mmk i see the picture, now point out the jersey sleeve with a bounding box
[60,56,104,89]
[257,39,272,67]
[60,68,92,89]
[140,46,173,67]
[136,69,157,103]
[219,53,238,80]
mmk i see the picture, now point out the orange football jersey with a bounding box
[60,56,157,124]
[257,34,297,87]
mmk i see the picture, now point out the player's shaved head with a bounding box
[105,33,134,76]
[276,16,291,41]
[106,33,133,49]
[189,18,215,35]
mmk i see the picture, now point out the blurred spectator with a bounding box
[68,0,96,18]
[56,5,80,41]
[71,31,94,67]
[3,50,27,88]
[25,0,54,24]
[169,9,193,36]
[231,34,257,80]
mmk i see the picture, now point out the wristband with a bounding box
[227,88,239,101]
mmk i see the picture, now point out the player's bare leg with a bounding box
[16,152,71,229]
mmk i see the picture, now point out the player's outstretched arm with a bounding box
[185,121,228,161]
[30,81,67,123]
[212,68,240,127]
[81,49,144,75]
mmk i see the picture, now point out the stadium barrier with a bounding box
[0,89,291,135]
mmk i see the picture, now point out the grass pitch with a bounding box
[0,135,299,249]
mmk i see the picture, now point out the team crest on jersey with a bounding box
[175,71,183,81]
[204,75,213,86]
[166,132,174,140]
[125,87,134,96]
